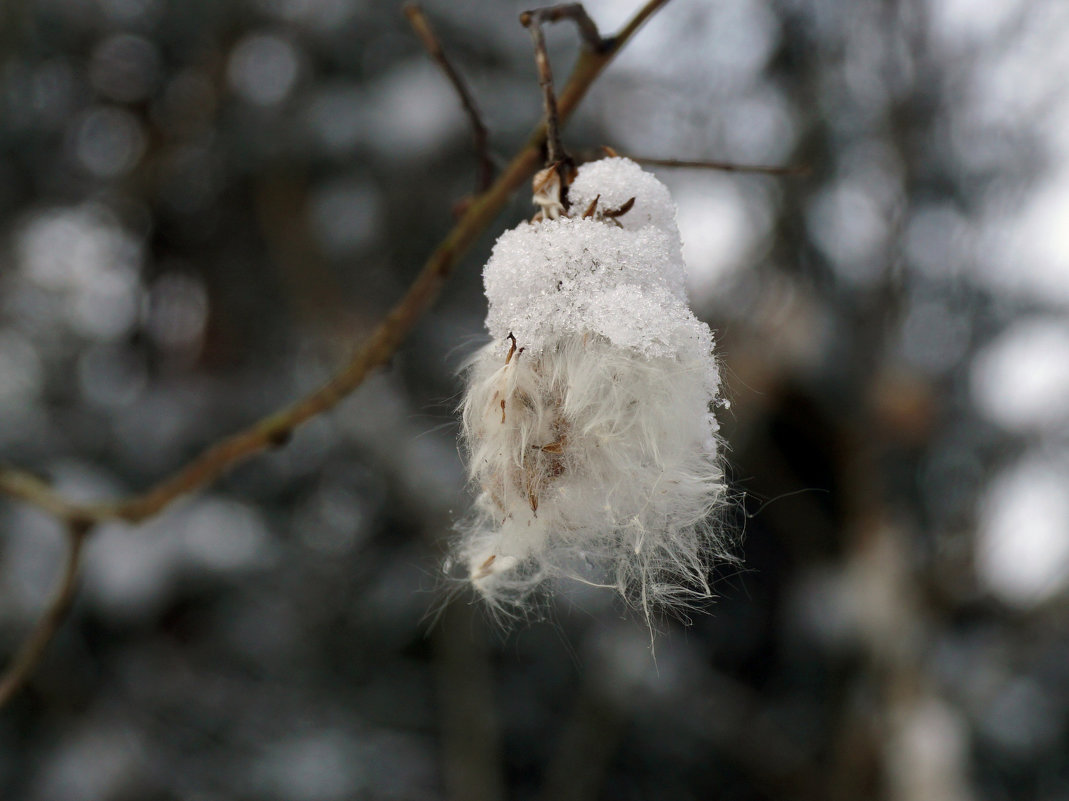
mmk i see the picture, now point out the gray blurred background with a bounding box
[2,0,1068,799]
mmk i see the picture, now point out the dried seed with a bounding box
[582,194,600,219]
[603,196,635,218]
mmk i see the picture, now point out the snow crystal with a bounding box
[483,157,706,362]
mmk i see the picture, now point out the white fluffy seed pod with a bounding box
[453,157,729,621]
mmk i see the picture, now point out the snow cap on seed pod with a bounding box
[483,158,702,357]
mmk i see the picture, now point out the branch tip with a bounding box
[405,3,493,192]
[0,526,87,707]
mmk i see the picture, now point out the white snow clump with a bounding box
[453,157,728,623]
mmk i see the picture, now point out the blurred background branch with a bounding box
[403,3,494,194]
[0,521,87,708]
[0,0,672,710]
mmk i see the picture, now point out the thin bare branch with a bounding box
[520,2,618,197]
[520,10,566,168]
[0,1,676,703]
[404,4,494,192]
[0,521,89,707]
[628,155,811,177]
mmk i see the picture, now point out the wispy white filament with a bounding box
[453,158,728,620]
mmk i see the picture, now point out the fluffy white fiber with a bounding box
[453,157,728,621]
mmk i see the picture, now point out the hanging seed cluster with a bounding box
[453,157,728,621]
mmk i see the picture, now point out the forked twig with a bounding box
[404,3,494,192]
[520,4,610,167]
[0,0,675,707]
[523,4,609,53]
[520,11,567,168]
[521,4,612,202]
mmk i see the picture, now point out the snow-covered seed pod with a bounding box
[453,157,729,621]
